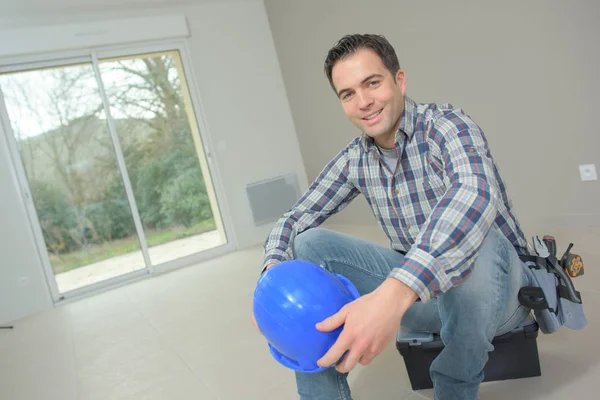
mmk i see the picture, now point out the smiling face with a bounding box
[331,48,406,149]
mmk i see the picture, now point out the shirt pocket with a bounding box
[393,177,432,223]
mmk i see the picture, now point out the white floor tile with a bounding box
[120,375,217,400]
[73,322,167,380]
[77,349,196,400]
[172,323,294,399]
[4,363,78,400]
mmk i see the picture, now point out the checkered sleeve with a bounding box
[390,111,500,302]
[262,147,360,270]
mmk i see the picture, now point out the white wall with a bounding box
[0,0,307,324]
[263,0,600,230]
[0,138,54,324]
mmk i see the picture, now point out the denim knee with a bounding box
[292,228,329,262]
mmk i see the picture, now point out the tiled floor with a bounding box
[0,223,598,399]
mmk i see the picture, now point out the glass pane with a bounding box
[98,50,227,265]
[0,63,146,293]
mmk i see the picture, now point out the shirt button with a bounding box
[395,189,399,194]
[406,224,411,230]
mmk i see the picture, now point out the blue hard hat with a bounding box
[253,260,360,373]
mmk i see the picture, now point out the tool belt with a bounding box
[517,237,588,334]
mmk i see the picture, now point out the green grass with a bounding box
[50,219,217,274]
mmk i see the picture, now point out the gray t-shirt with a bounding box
[377,146,398,172]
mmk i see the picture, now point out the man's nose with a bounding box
[357,91,373,109]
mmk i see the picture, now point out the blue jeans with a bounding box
[291,227,531,400]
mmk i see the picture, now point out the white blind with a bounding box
[0,15,189,57]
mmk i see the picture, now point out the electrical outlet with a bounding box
[18,276,30,287]
[579,164,598,181]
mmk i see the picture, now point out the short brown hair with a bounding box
[324,34,401,92]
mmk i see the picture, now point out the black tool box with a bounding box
[396,320,541,390]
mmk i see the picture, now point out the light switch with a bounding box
[579,164,598,181]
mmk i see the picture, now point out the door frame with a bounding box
[0,39,237,303]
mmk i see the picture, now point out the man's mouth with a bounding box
[362,109,382,121]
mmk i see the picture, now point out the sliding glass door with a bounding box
[97,50,226,266]
[0,46,228,298]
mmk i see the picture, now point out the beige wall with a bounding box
[264,0,600,231]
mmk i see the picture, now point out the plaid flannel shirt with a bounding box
[263,96,528,302]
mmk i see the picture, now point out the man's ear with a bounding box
[395,69,406,93]
[394,69,405,83]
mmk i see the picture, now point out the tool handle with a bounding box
[560,243,574,265]
[548,257,582,303]
[518,287,549,310]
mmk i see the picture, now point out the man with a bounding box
[254,34,532,400]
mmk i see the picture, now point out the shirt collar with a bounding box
[360,95,418,151]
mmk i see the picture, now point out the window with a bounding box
[0,47,229,297]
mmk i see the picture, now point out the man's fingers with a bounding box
[317,331,352,367]
[337,339,370,372]
[316,306,348,332]
[358,352,375,366]
[336,349,361,373]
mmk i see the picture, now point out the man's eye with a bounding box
[342,92,353,100]
[369,80,380,87]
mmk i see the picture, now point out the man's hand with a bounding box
[252,263,276,332]
[316,278,418,373]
